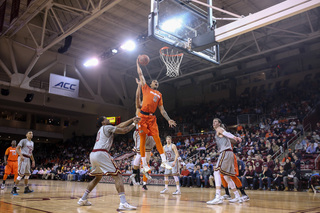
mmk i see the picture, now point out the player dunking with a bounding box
[160,136,181,195]
[136,56,177,173]
[11,131,35,195]
[130,79,155,190]
[207,118,242,205]
[1,140,18,190]
[78,116,140,211]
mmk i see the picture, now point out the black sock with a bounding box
[135,169,140,183]
[239,187,247,196]
[2,180,5,184]
[225,187,230,196]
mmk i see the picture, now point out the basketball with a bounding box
[138,55,150,66]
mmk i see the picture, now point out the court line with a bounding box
[0,201,53,213]
[289,206,320,213]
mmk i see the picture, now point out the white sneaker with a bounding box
[130,174,137,185]
[144,172,152,180]
[118,202,137,210]
[77,198,92,206]
[241,195,250,201]
[222,194,232,200]
[1,184,5,190]
[161,161,172,170]
[229,197,243,203]
[160,188,168,194]
[206,196,223,205]
[172,190,181,195]
[142,165,151,173]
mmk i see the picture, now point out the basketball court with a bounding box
[0,180,320,212]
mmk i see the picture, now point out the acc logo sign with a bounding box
[54,82,76,91]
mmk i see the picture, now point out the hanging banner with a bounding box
[49,74,79,98]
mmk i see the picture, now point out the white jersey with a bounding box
[215,134,232,152]
[164,144,175,162]
[93,125,117,151]
[18,139,34,157]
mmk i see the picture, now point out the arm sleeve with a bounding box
[222,131,236,140]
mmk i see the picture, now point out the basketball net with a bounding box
[159,47,184,78]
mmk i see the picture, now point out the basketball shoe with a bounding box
[241,195,250,201]
[24,186,34,194]
[142,165,151,173]
[78,198,92,206]
[222,194,232,200]
[142,184,148,191]
[160,188,168,194]
[1,184,5,190]
[229,196,243,203]
[206,196,223,205]
[130,174,137,185]
[161,161,172,170]
[11,187,18,195]
[118,202,137,210]
[172,190,181,195]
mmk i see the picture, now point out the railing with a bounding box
[271,131,302,160]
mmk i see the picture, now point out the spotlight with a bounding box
[24,93,34,103]
[1,88,9,96]
[112,49,118,54]
[120,40,136,51]
[161,18,182,32]
[83,58,99,67]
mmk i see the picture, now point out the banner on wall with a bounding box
[49,74,79,98]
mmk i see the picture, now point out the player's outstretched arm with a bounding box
[136,57,146,86]
[116,118,134,128]
[158,105,177,128]
[218,127,242,142]
[135,78,142,115]
[114,117,141,134]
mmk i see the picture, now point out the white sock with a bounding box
[160,153,166,162]
[174,176,180,190]
[143,181,147,185]
[216,189,221,197]
[142,157,147,166]
[234,191,240,198]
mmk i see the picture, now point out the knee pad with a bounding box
[17,176,23,181]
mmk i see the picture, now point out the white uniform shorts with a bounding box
[89,150,121,176]
[18,156,31,176]
[214,150,235,176]
[164,161,179,176]
[134,132,156,153]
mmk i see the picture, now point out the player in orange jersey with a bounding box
[136,57,177,173]
[220,153,249,201]
[1,140,19,190]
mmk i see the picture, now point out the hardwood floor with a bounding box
[0,179,319,213]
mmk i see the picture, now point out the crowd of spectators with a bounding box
[0,78,319,192]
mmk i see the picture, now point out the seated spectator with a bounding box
[258,164,273,190]
[77,166,88,181]
[241,165,254,189]
[266,155,275,173]
[284,163,300,191]
[295,141,303,151]
[282,153,292,163]
[301,137,308,149]
[31,167,39,179]
[284,158,292,173]
[186,159,195,173]
[202,159,209,168]
[180,165,192,187]
[237,156,245,176]
[37,168,44,179]
[200,165,211,188]
[274,165,286,190]
[306,143,317,154]
[191,165,201,187]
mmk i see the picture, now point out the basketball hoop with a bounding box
[159,47,184,78]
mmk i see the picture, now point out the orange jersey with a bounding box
[5,147,18,161]
[141,84,163,113]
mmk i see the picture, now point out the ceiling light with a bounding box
[83,58,99,67]
[120,40,136,51]
[161,18,182,32]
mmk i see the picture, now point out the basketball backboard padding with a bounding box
[191,30,217,52]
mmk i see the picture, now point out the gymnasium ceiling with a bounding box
[0,0,320,113]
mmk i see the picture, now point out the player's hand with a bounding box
[168,119,177,128]
[32,161,35,168]
[172,161,176,167]
[234,137,242,143]
[133,117,141,124]
[136,78,142,86]
[20,156,24,161]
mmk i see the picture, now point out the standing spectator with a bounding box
[293,155,301,170]
[258,165,273,190]
[266,155,275,173]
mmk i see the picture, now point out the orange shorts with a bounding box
[234,154,239,176]
[5,161,18,175]
[138,113,159,136]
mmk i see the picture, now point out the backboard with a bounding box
[148,0,219,64]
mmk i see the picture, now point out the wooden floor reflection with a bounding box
[0,180,319,213]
